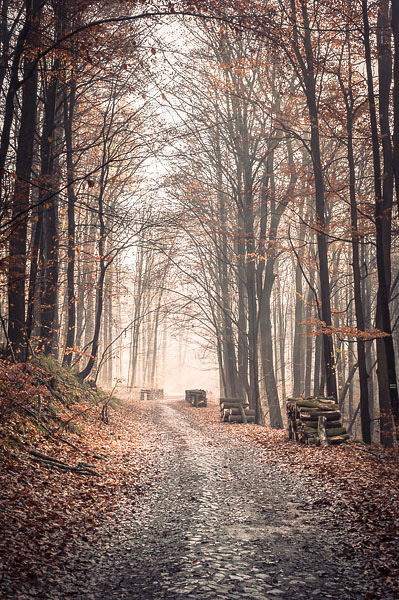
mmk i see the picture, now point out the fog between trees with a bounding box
[2,0,399,446]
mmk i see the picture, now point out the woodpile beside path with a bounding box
[185,389,207,407]
[220,398,255,424]
[140,389,164,401]
[286,396,349,446]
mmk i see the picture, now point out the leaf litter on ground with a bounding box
[2,381,399,599]
[179,399,399,599]
[0,359,162,597]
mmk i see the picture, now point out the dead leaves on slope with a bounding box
[0,397,161,598]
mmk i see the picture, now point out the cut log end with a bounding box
[286,396,348,447]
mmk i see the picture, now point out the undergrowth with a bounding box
[0,357,158,598]
[0,356,118,461]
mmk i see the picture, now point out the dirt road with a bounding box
[28,398,369,599]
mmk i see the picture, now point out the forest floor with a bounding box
[1,389,399,599]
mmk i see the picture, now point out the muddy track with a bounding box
[23,399,369,599]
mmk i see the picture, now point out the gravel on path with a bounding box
[16,398,373,599]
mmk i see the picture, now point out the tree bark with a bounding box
[39,69,60,356]
[7,0,41,359]
[290,0,337,399]
[0,0,37,204]
[304,277,313,397]
[362,0,398,445]
[391,0,399,210]
[339,37,372,442]
[62,77,77,366]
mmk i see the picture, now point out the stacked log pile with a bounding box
[140,388,164,401]
[286,396,349,446]
[185,389,207,407]
[220,398,255,424]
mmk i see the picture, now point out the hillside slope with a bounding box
[0,358,159,597]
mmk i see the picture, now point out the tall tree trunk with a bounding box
[107,279,113,386]
[7,0,41,359]
[62,77,77,366]
[339,37,371,442]
[290,0,337,399]
[277,277,287,400]
[0,0,11,95]
[259,270,283,427]
[236,212,249,399]
[150,297,162,388]
[391,0,399,209]
[128,248,145,388]
[313,334,322,396]
[39,68,60,356]
[362,0,399,445]
[292,256,304,396]
[77,180,107,380]
[257,136,295,427]
[26,202,42,344]
[215,131,238,398]
[218,241,238,399]
[0,0,37,204]
[348,345,354,424]
[304,281,313,396]
[244,190,261,423]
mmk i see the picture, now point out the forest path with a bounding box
[39,398,367,599]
